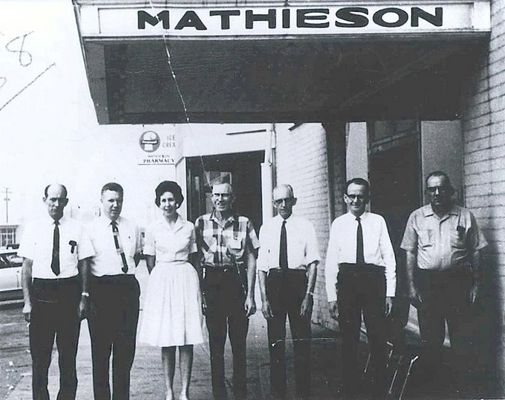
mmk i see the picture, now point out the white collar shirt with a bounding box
[18,215,95,279]
[257,214,320,272]
[143,214,197,263]
[88,216,142,276]
[325,212,396,301]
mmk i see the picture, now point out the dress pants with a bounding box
[266,269,311,398]
[414,268,472,373]
[337,264,387,400]
[30,277,81,400]
[204,268,249,399]
[87,275,140,400]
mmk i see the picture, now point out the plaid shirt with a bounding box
[195,211,259,268]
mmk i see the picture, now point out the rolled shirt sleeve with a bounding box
[256,224,270,272]
[143,224,156,256]
[305,222,320,266]
[77,226,95,260]
[379,216,396,297]
[325,221,339,303]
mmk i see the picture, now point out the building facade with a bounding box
[73,0,504,393]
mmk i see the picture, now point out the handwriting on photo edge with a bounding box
[0,30,56,113]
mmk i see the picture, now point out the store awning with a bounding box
[73,0,490,123]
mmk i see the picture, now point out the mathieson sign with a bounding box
[80,3,490,37]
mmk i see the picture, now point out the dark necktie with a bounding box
[279,220,288,270]
[356,216,365,265]
[111,221,129,273]
[51,220,60,276]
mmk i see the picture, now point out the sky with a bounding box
[0,0,267,226]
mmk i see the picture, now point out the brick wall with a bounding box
[461,0,505,390]
[274,123,347,329]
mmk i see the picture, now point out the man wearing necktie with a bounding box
[87,182,142,400]
[19,184,94,400]
[258,184,320,399]
[325,178,396,400]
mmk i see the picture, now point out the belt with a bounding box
[416,266,471,275]
[92,274,136,282]
[268,268,306,275]
[33,276,79,284]
[339,263,385,273]
[204,265,236,273]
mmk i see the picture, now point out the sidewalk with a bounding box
[5,311,346,400]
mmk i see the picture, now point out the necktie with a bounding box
[51,220,60,276]
[279,220,288,270]
[111,221,129,273]
[356,216,365,265]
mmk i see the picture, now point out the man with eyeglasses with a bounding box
[325,178,396,400]
[195,182,259,400]
[257,184,320,399]
[401,171,487,390]
[19,184,94,400]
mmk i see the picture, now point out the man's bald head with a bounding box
[273,184,297,219]
[43,184,68,221]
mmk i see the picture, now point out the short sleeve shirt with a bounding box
[143,214,197,263]
[257,214,320,272]
[195,211,259,268]
[401,204,487,270]
[19,215,95,279]
[87,216,142,276]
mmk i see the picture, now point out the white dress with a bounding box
[138,214,204,347]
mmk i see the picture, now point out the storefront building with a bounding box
[73,0,505,393]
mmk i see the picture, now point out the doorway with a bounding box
[186,151,264,232]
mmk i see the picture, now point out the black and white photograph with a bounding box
[0,0,502,399]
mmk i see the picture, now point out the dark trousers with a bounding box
[30,277,81,400]
[87,275,140,400]
[337,265,387,399]
[266,269,311,398]
[204,269,249,399]
[415,268,472,372]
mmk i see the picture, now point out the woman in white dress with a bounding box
[139,181,204,400]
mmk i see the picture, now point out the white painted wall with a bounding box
[346,122,368,181]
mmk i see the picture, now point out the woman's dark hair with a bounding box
[155,181,184,207]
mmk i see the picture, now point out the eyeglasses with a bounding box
[345,194,367,201]
[426,186,450,194]
[212,193,232,199]
[273,197,295,206]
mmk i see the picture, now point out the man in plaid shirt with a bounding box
[195,182,259,400]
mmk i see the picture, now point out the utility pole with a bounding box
[4,187,10,224]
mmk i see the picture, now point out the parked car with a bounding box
[0,244,23,301]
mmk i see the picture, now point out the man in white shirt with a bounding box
[87,182,142,400]
[325,178,396,400]
[258,184,320,399]
[19,184,95,400]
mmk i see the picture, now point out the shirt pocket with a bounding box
[418,229,434,248]
[62,238,79,265]
[450,226,467,249]
[123,234,137,257]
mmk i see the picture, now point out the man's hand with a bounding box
[201,296,208,316]
[469,284,479,304]
[328,300,338,320]
[300,294,313,318]
[408,285,422,308]
[22,303,31,323]
[245,295,256,317]
[385,297,393,316]
[262,299,274,319]
[78,297,89,320]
